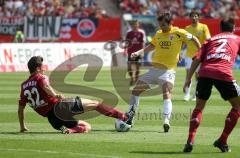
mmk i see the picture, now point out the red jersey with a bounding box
[196,32,240,81]
[126,29,145,54]
[19,73,59,117]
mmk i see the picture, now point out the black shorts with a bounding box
[196,77,240,100]
[47,97,84,130]
[128,54,141,63]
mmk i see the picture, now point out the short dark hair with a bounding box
[220,18,235,32]
[27,56,43,73]
[189,9,200,17]
[157,12,172,24]
[131,20,139,24]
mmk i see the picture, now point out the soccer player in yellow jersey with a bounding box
[183,10,211,101]
[125,12,201,132]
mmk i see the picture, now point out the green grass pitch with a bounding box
[0,67,240,158]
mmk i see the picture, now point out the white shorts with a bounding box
[184,57,192,69]
[139,67,176,86]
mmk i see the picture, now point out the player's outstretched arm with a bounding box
[191,35,201,49]
[42,84,64,99]
[183,58,201,93]
[131,43,155,58]
[18,105,28,132]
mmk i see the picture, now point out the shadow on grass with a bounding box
[133,130,166,133]
[91,129,116,132]
[130,151,221,155]
[92,129,165,133]
[130,151,185,155]
[0,131,59,135]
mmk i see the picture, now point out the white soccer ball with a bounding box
[115,119,131,132]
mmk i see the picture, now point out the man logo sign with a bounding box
[77,19,96,38]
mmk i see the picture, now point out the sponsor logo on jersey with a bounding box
[159,41,171,49]
[197,31,202,36]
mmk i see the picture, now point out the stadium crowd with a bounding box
[117,0,240,19]
[0,0,108,18]
[1,0,239,19]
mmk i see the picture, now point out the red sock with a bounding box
[187,108,203,144]
[219,108,240,144]
[96,104,127,121]
[68,124,87,133]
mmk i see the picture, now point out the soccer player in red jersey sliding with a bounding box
[183,18,240,152]
[18,56,128,134]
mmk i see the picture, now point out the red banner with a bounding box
[24,17,121,42]
[0,16,121,42]
[59,18,121,42]
[1,17,240,42]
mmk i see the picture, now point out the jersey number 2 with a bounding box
[24,87,44,108]
[216,39,227,53]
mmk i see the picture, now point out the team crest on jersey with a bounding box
[169,35,174,40]
[77,19,96,38]
[197,31,202,36]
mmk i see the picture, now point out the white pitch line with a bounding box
[0,148,120,158]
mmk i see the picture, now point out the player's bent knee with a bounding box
[132,89,141,96]
[229,97,240,110]
[132,81,149,96]
[163,92,171,99]
[83,123,91,133]
[85,124,91,132]
[82,98,100,111]
[162,83,173,99]
[162,82,173,91]
[195,98,207,110]
[78,120,91,133]
[90,100,99,106]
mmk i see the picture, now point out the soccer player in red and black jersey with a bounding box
[183,18,240,152]
[125,20,145,85]
[18,56,128,134]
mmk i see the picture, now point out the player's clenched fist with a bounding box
[131,49,144,59]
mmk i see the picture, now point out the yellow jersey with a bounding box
[151,26,194,69]
[185,23,210,58]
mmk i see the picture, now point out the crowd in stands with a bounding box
[117,0,240,19]
[1,0,239,19]
[0,0,108,18]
